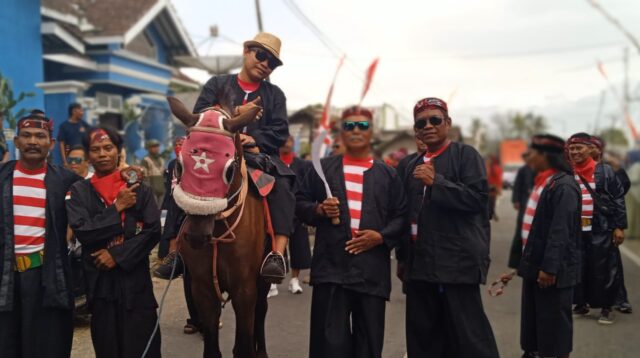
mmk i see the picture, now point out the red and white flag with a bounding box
[317,57,345,156]
[596,61,639,141]
[359,58,379,105]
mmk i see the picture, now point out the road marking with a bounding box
[620,245,640,268]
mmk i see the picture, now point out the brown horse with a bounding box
[167,97,271,358]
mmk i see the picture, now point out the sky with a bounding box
[173,0,640,139]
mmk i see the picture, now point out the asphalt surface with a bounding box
[71,193,640,357]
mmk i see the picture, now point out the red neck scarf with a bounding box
[237,77,260,92]
[280,152,295,166]
[425,140,451,160]
[90,170,126,206]
[573,157,596,181]
[534,169,556,188]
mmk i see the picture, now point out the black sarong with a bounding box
[91,297,161,358]
[0,267,73,358]
[521,279,573,357]
[310,284,385,358]
[405,281,499,358]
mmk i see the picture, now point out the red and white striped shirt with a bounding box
[521,184,545,249]
[575,174,594,232]
[343,156,373,235]
[13,163,47,255]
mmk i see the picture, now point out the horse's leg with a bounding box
[229,282,258,358]
[182,244,223,358]
[254,277,270,358]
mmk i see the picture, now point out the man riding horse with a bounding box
[158,32,294,282]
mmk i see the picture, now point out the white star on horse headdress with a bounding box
[191,152,215,173]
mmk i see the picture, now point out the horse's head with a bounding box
[167,96,261,239]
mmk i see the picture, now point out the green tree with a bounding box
[598,127,629,147]
[0,72,34,130]
[495,111,548,139]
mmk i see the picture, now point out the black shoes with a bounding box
[153,251,183,280]
[616,302,633,314]
[260,251,286,284]
[572,304,590,315]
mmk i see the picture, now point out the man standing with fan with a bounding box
[568,132,627,325]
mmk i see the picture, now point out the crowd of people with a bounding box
[0,31,637,358]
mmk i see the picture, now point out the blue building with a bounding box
[0,0,200,163]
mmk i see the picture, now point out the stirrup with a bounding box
[260,251,286,284]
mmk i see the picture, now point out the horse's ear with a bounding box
[223,97,263,132]
[167,97,199,127]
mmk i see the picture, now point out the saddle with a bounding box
[244,152,275,197]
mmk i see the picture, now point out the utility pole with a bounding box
[624,47,629,111]
[255,0,264,32]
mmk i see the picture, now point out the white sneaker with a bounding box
[267,283,279,298]
[288,278,303,294]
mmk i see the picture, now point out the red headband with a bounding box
[414,97,448,118]
[90,129,111,144]
[567,137,593,147]
[531,136,565,153]
[17,117,53,132]
[590,136,604,150]
[341,106,373,120]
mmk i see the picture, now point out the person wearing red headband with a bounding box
[568,132,627,325]
[0,112,83,357]
[297,106,406,358]
[397,97,499,358]
[66,127,162,357]
[515,134,581,358]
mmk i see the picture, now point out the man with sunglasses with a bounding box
[194,32,295,282]
[297,106,406,358]
[398,97,499,358]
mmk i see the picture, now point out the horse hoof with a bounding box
[218,320,223,330]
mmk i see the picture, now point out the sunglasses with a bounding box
[342,121,371,131]
[66,157,84,165]
[414,116,445,129]
[251,47,280,70]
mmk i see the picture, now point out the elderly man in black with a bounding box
[568,133,627,325]
[66,127,161,357]
[513,134,581,358]
[0,113,82,358]
[398,97,499,358]
[193,32,294,282]
[297,106,406,358]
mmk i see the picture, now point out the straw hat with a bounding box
[243,32,283,66]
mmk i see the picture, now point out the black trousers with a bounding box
[90,298,161,358]
[0,267,73,358]
[574,231,620,308]
[289,222,312,270]
[267,174,295,237]
[310,284,385,358]
[405,281,499,358]
[183,265,200,327]
[521,279,573,357]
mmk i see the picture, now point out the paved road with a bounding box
[72,193,640,357]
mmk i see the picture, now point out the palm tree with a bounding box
[0,72,34,130]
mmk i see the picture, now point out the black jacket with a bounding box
[193,74,291,177]
[0,161,82,311]
[518,172,582,288]
[400,142,492,285]
[66,180,160,309]
[589,163,627,233]
[296,155,407,299]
